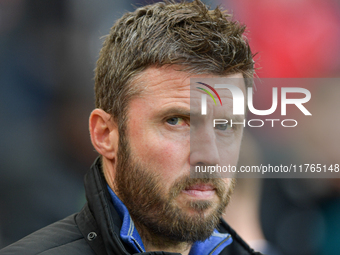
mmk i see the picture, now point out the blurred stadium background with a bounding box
[1,0,340,254]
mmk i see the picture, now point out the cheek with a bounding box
[129,126,189,181]
[147,140,186,179]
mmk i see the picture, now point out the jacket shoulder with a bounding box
[0,214,95,255]
[218,219,264,255]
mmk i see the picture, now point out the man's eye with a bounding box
[215,123,228,131]
[166,117,185,126]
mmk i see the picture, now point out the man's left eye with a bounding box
[166,117,185,126]
[215,123,228,131]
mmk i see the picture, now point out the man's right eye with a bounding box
[166,117,185,126]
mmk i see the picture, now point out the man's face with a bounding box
[113,66,245,243]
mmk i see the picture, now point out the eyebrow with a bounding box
[214,114,244,123]
[156,107,191,118]
[156,107,246,122]
[227,114,245,122]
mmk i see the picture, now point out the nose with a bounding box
[190,123,220,167]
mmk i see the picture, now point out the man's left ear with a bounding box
[89,109,119,160]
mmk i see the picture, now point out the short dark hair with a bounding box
[95,0,254,129]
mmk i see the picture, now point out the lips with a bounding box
[182,184,216,199]
[185,184,215,191]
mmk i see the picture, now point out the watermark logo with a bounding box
[196,82,222,115]
[196,82,312,128]
[199,84,311,116]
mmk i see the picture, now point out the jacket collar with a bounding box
[81,157,128,254]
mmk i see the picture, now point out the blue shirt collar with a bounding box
[107,185,145,252]
[108,185,232,255]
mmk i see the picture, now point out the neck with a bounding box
[134,221,192,255]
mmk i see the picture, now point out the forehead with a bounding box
[135,66,191,97]
[134,65,246,97]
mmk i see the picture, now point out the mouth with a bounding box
[182,184,216,199]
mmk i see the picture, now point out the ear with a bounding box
[89,109,119,160]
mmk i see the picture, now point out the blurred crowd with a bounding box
[1,0,340,254]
